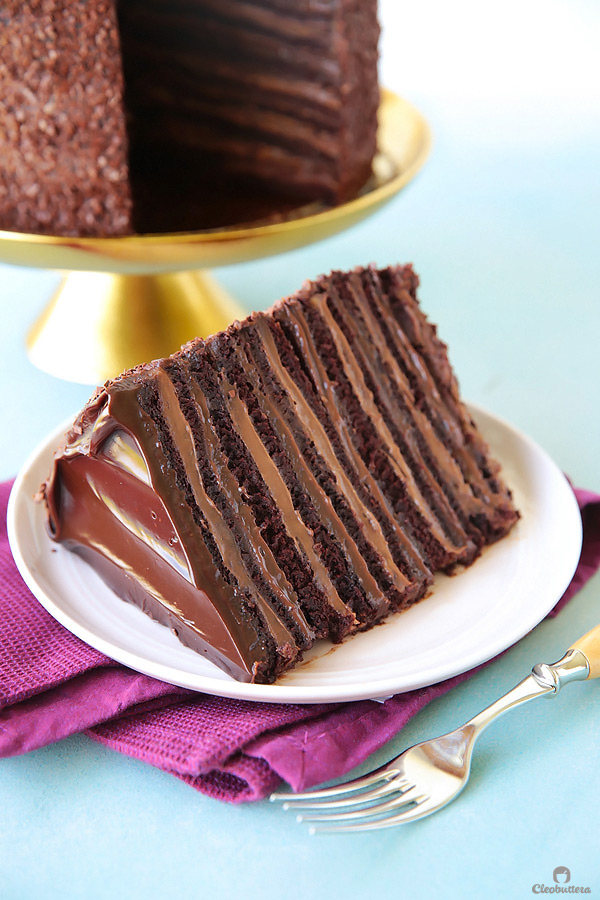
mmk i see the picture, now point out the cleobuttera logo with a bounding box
[532,866,591,894]
[554,868,571,885]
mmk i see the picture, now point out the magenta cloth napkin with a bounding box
[1,479,599,803]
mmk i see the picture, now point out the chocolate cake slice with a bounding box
[42,264,519,682]
[0,0,379,235]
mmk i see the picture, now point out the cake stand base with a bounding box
[26,269,246,385]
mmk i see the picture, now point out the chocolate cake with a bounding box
[0,0,380,236]
[42,264,519,683]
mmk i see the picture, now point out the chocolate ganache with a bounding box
[42,264,519,683]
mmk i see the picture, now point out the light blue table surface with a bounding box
[1,3,599,898]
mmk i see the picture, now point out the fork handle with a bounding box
[570,623,600,678]
[468,634,592,735]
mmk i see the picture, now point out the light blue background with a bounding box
[1,2,599,897]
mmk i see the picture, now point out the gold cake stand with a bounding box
[1,91,431,384]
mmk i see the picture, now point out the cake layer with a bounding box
[42,264,519,682]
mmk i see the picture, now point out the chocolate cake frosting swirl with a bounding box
[42,264,519,682]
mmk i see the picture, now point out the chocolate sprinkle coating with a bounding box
[0,1,132,236]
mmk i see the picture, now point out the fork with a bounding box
[270,623,600,832]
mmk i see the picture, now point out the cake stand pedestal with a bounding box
[26,270,243,385]
[0,91,431,385]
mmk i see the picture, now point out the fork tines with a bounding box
[270,771,429,834]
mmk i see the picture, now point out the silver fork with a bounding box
[270,623,600,832]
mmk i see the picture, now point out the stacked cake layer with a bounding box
[43,265,519,682]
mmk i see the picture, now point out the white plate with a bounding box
[8,405,582,705]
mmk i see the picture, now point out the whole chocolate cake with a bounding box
[42,264,519,683]
[0,0,380,236]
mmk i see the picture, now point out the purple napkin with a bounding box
[1,479,599,802]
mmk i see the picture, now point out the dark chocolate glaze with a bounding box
[46,381,277,683]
